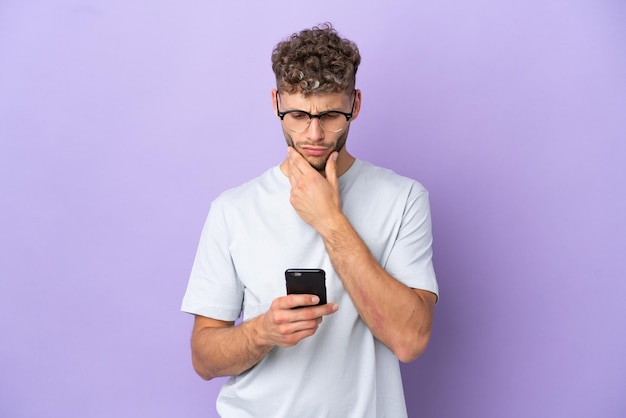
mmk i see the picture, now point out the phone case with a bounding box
[285,268,327,305]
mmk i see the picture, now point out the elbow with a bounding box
[394,289,437,362]
[195,369,214,381]
[192,355,217,381]
[393,332,432,363]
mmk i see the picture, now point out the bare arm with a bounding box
[286,148,436,362]
[320,215,436,362]
[190,294,338,380]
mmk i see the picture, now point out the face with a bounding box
[273,90,359,172]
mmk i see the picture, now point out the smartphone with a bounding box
[285,268,327,306]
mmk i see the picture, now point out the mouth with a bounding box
[300,146,329,157]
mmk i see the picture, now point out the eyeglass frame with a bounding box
[275,90,357,133]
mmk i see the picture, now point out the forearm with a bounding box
[321,214,435,362]
[191,315,273,380]
[191,296,337,379]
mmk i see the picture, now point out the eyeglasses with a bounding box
[276,91,356,133]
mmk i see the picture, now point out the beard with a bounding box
[283,128,350,172]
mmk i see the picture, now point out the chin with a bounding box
[306,157,327,172]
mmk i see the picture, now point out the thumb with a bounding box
[325,152,339,188]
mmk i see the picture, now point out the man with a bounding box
[182,23,438,417]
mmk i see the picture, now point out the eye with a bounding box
[288,112,308,120]
[321,112,342,121]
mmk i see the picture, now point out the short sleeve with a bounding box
[385,184,439,299]
[181,199,244,320]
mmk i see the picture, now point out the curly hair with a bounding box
[271,23,361,96]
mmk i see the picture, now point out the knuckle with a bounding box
[274,313,288,325]
[304,310,318,320]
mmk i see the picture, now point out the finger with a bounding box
[325,151,339,189]
[274,294,318,311]
[286,149,301,184]
[288,294,322,309]
[294,302,339,320]
[274,304,338,345]
[287,147,313,176]
[319,302,339,316]
[286,147,301,174]
[278,328,318,347]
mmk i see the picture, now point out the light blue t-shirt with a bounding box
[182,160,438,417]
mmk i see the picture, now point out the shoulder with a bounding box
[349,160,428,196]
[213,166,284,207]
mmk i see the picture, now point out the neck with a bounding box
[333,150,356,177]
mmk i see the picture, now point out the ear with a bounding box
[271,89,279,118]
[350,89,362,121]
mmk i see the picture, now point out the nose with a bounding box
[306,117,324,141]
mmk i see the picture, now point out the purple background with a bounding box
[1,1,625,417]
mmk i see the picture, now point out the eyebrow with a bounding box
[278,96,348,113]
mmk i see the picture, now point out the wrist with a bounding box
[246,314,274,349]
[316,212,352,241]
[318,212,352,244]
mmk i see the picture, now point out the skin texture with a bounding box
[273,89,357,174]
[190,90,436,380]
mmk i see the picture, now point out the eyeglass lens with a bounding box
[283,112,346,133]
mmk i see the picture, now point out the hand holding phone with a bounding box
[285,269,327,306]
[255,269,334,347]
